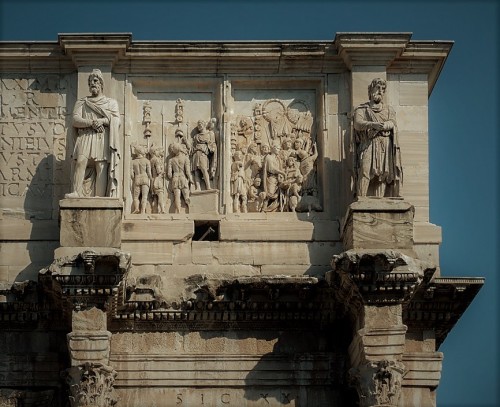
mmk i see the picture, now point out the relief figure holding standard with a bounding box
[191,119,217,191]
[353,78,402,198]
[66,69,121,198]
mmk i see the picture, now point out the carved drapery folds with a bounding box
[353,78,402,198]
[230,98,320,213]
[349,360,406,407]
[65,362,118,407]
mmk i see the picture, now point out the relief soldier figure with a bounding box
[130,145,151,214]
[191,119,217,191]
[150,145,167,214]
[262,145,286,212]
[168,143,193,213]
[280,156,303,212]
[353,78,402,197]
[66,69,121,198]
[230,150,247,213]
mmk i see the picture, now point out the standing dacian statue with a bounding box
[66,69,121,198]
[353,78,402,198]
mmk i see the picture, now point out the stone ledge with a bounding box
[110,353,334,387]
[402,352,443,388]
[59,198,123,209]
[0,219,59,241]
[122,220,193,241]
[219,219,340,241]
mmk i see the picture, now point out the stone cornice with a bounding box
[389,40,454,94]
[1,271,483,350]
[0,42,74,72]
[334,32,412,68]
[403,277,484,347]
[0,33,452,92]
[58,33,131,67]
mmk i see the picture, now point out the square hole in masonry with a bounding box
[193,220,220,241]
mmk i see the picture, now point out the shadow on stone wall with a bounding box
[239,325,355,406]
[15,154,60,282]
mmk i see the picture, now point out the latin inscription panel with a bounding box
[0,75,73,219]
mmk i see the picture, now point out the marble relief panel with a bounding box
[124,88,218,215]
[229,89,321,213]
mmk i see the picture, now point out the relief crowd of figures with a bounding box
[229,99,320,214]
[130,99,320,214]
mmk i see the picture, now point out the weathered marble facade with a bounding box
[0,33,483,406]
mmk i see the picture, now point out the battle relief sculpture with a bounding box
[230,99,320,213]
[66,69,121,198]
[353,78,402,198]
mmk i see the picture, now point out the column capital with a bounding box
[349,360,406,407]
[64,362,118,407]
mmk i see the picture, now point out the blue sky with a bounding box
[1,1,498,405]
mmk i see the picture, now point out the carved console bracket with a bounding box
[39,249,131,311]
[327,249,434,315]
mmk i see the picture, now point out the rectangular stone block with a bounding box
[0,219,59,240]
[413,222,441,244]
[399,80,428,106]
[250,242,309,266]
[189,189,219,215]
[220,219,313,241]
[122,241,173,265]
[220,219,340,241]
[172,241,192,265]
[67,331,111,366]
[342,199,414,250]
[211,242,253,265]
[59,198,123,248]
[154,264,261,278]
[260,264,329,277]
[403,352,443,387]
[122,220,193,241]
[191,241,213,265]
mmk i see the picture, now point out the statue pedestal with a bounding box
[331,198,427,407]
[342,197,414,252]
[189,189,219,215]
[59,198,123,248]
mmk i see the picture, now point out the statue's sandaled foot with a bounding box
[65,191,80,198]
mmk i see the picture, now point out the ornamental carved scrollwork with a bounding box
[64,363,118,407]
[349,360,406,407]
